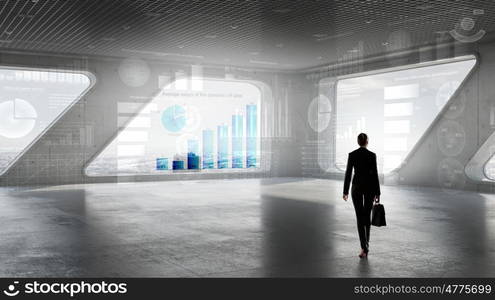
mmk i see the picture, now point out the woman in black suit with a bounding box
[342,133,381,258]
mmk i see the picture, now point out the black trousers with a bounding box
[351,185,375,252]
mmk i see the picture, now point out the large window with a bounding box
[484,155,495,181]
[335,56,476,174]
[0,67,92,175]
[85,78,261,176]
[464,130,495,182]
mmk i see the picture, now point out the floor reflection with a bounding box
[420,191,490,276]
[261,195,335,277]
[0,178,494,277]
[7,188,125,276]
[355,257,371,276]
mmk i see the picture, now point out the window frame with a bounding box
[329,54,479,175]
[83,77,270,178]
[0,65,96,176]
[485,159,495,181]
[482,143,495,182]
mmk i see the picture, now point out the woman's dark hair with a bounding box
[357,133,368,146]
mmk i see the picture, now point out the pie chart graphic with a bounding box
[161,105,187,132]
[308,95,332,133]
[0,99,37,139]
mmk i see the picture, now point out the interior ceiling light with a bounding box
[473,8,484,15]
[313,33,328,38]
[315,32,353,42]
[249,59,278,65]
[121,48,204,59]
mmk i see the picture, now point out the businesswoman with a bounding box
[343,133,380,258]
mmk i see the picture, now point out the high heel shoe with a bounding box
[358,249,368,258]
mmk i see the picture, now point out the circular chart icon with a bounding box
[437,120,466,157]
[437,82,467,120]
[435,81,460,110]
[308,94,332,133]
[183,105,201,133]
[0,99,37,139]
[437,157,466,193]
[460,17,475,31]
[161,105,187,132]
[449,16,486,43]
[443,96,466,120]
[118,57,151,87]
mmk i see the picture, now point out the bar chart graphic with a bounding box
[232,113,244,168]
[202,129,214,169]
[86,78,262,176]
[217,124,229,169]
[170,105,257,171]
[246,104,257,168]
[187,139,200,170]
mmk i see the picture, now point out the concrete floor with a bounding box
[1,178,494,277]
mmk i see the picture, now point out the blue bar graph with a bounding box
[246,104,257,168]
[232,114,243,168]
[164,104,259,172]
[217,124,229,168]
[156,158,169,170]
[187,139,200,170]
[202,129,214,169]
[173,160,184,170]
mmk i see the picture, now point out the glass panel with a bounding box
[335,57,476,174]
[86,79,261,176]
[0,67,91,175]
[484,153,495,180]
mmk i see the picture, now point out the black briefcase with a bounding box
[371,203,386,227]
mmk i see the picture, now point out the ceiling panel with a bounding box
[0,0,494,70]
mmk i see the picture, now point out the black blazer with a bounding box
[343,147,380,196]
